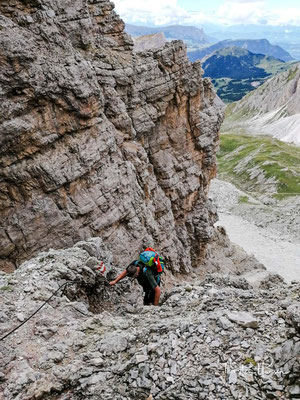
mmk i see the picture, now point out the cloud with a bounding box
[225,0,263,3]
[216,0,265,24]
[113,0,191,25]
[113,0,212,26]
[113,0,300,26]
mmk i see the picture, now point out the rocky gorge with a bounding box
[0,0,223,273]
[0,238,299,399]
[0,1,299,399]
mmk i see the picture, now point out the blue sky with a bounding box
[113,0,300,26]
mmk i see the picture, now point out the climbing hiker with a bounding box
[109,248,165,306]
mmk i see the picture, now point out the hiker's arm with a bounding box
[109,270,127,285]
[154,286,161,306]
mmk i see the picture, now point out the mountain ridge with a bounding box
[188,39,293,62]
[202,47,272,80]
[125,23,213,44]
[223,63,300,144]
[200,46,293,102]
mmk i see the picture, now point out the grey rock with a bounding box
[136,354,149,363]
[289,384,300,397]
[228,371,238,384]
[0,0,224,275]
[217,316,233,330]
[286,302,300,333]
[227,311,259,329]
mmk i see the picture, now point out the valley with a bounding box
[209,178,300,283]
[217,134,300,198]
[223,63,300,144]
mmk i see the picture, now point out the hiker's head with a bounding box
[126,264,139,278]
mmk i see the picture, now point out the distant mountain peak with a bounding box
[201,46,272,80]
[188,39,293,63]
[125,23,213,45]
[223,63,300,144]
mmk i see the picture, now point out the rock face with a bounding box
[133,33,167,53]
[223,63,300,144]
[0,0,224,272]
[0,239,299,400]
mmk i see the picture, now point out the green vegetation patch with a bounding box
[244,357,257,366]
[211,62,298,104]
[286,66,298,82]
[238,195,249,204]
[0,285,12,291]
[217,134,300,198]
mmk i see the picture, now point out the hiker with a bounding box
[109,248,164,306]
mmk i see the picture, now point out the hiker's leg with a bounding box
[149,289,155,305]
[144,291,151,305]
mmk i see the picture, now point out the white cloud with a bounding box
[113,0,300,26]
[113,0,191,26]
[113,0,213,26]
[216,0,265,24]
[271,8,300,26]
[225,0,263,3]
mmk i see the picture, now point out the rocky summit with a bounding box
[0,238,299,399]
[0,0,224,273]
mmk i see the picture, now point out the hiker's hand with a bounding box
[109,280,117,286]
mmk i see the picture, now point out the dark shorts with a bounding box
[139,268,160,305]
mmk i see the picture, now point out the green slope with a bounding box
[204,47,296,103]
[217,134,300,199]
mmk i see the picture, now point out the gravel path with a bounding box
[216,213,300,283]
[210,179,300,283]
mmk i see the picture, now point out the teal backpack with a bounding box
[138,248,165,274]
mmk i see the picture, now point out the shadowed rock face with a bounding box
[0,0,224,272]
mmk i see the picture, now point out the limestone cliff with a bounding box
[0,0,224,272]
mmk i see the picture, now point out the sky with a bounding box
[113,0,300,27]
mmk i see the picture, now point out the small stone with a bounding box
[289,384,300,397]
[218,316,233,330]
[227,311,258,329]
[211,339,221,348]
[157,357,165,368]
[16,313,25,322]
[147,343,159,353]
[166,375,174,383]
[136,354,149,364]
[228,371,238,384]
[169,360,177,375]
[241,341,250,349]
[89,358,104,367]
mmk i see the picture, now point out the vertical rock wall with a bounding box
[0,0,224,272]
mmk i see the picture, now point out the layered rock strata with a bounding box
[0,0,224,272]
